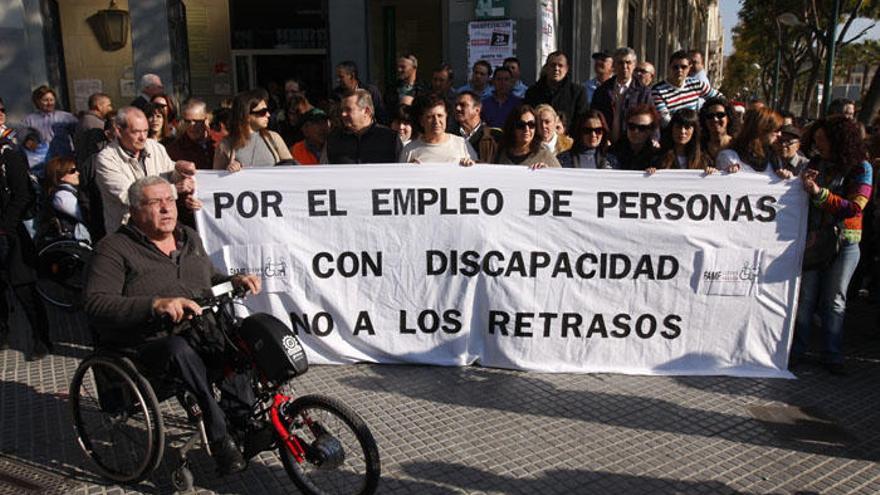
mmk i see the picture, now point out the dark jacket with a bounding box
[590,76,654,140]
[332,83,388,125]
[78,153,107,242]
[609,138,659,171]
[84,223,229,349]
[524,75,588,125]
[0,139,38,286]
[321,123,401,164]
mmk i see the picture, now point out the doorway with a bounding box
[368,0,443,95]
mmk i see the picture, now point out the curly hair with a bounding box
[699,97,739,142]
[803,115,868,174]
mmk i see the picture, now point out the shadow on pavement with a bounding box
[402,461,751,495]
[339,363,878,462]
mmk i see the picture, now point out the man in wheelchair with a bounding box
[84,175,261,475]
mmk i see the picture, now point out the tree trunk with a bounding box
[858,64,880,125]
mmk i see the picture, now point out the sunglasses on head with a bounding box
[627,123,654,132]
[705,112,727,120]
[250,108,271,117]
[515,120,537,130]
[582,127,604,135]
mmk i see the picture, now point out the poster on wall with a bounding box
[467,19,516,70]
[475,0,508,19]
[539,0,557,66]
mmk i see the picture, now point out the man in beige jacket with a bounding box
[96,107,198,234]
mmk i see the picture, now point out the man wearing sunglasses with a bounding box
[651,50,722,127]
[590,47,654,143]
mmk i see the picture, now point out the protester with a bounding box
[390,104,416,147]
[96,107,197,233]
[209,107,231,147]
[502,57,529,98]
[39,156,90,244]
[590,47,654,143]
[214,89,292,171]
[320,89,400,164]
[494,105,560,168]
[84,175,260,475]
[400,93,477,165]
[652,50,722,127]
[145,102,169,143]
[130,73,164,112]
[525,51,589,128]
[386,54,425,113]
[0,97,15,142]
[457,60,493,99]
[558,110,617,169]
[635,61,655,88]
[770,125,808,178]
[648,109,712,173]
[481,67,522,128]
[430,63,457,107]
[609,104,660,171]
[792,116,873,375]
[585,51,613,103]
[0,136,52,359]
[21,85,78,161]
[688,49,710,86]
[779,109,796,127]
[698,97,736,162]
[290,109,329,165]
[716,107,783,176]
[332,61,386,124]
[150,93,177,141]
[534,104,572,155]
[828,98,856,120]
[166,98,214,170]
[74,92,113,164]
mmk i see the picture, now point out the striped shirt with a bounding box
[652,77,720,125]
[814,161,873,244]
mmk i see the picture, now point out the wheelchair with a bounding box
[69,282,381,494]
[35,237,92,309]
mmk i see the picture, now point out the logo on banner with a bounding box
[703,261,760,282]
[229,258,288,279]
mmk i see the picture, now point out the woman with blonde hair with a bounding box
[534,104,572,155]
[716,107,784,176]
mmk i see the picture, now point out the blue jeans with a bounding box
[792,242,861,363]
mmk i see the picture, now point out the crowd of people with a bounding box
[1,45,880,378]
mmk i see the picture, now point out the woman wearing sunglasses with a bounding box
[716,107,784,177]
[647,109,713,174]
[699,97,737,162]
[557,110,618,169]
[39,156,91,244]
[493,105,560,168]
[214,89,292,171]
[608,104,660,170]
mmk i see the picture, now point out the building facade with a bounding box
[0,0,723,122]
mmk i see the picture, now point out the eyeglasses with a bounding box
[581,127,604,135]
[515,120,537,130]
[634,69,653,75]
[671,64,690,71]
[153,103,168,109]
[779,139,799,147]
[627,123,654,132]
[65,168,78,175]
[250,108,271,117]
[0,107,6,114]
[705,112,727,121]
[183,118,207,126]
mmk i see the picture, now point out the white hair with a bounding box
[113,106,146,130]
[128,176,177,211]
[139,73,163,91]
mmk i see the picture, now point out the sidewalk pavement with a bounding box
[0,300,878,495]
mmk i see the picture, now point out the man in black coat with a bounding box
[590,47,655,143]
[320,89,401,164]
[524,51,588,129]
[0,137,51,359]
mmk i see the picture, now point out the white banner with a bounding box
[196,165,807,378]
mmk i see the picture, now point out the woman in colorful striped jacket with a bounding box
[790,116,873,375]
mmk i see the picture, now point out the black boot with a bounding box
[26,340,49,361]
[210,436,246,475]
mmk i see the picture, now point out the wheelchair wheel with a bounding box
[69,355,165,483]
[278,394,380,495]
[36,239,92,309]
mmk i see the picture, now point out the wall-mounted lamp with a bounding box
[87,1,130,52]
